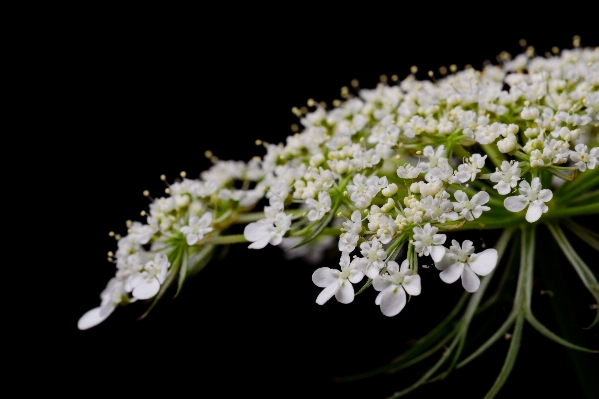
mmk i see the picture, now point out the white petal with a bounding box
[348,270,364,284]
[439,262,462,284]
[243,222,270,241]
[494,181,511,195]
[248,237,270,249]
[525,202,543,223]
[365,265,380,279]
[373,276,392,292]
[538,189,553,203]
[398,259,409,274]
[461,265,480,292]
[316,282,339,305]
[454,190,468,202]
[132,279,161,300]
[380,286,407,317]
[472,191,490,205]
[432,234,446,245]
[434,253,453,270]
[468,249,498,276]
[77,306,113,330]
[312,268,338,288]
[504,196,528,212]
[335,281,354,304]
[430,246,446,262]
[186,234,199,246]
[402,274,421,296]
[375,290,384,305]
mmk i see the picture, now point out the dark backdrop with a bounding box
[67,16,598,399]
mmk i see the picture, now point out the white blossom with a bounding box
[412,223,446,261]
[244,212,293,249]
[306,191,332,221]
[354,238,387,278]
[570,144,599,172]
[453,190,491,221]
[490,161,522,195]
[180,213,214,245]
[434,240,498,292]
[373,260,421,317]
[77,278,128,330]
[126,254,170,300]
[312,254,364,305]
[504,177,553,223]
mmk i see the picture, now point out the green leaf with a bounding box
[483,314,525,399]
[457,312,518,369]
[525,313,598,353]
[548,223,599,329]
[187,244,216,277]
[175,247,189,298]
[289,196,341,249]
[563,219,599,253]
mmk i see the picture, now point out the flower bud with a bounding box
[497,133,517,153]
[521,106,539,120]
[382,183,398,197]
[310,153,325,167]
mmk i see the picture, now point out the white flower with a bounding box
[342,210,363,235]
[306,191,332,221]
[77,278,128,330]
[419,145,447,172]
[312,254,364,305]
[347,174,385,209]
[434,240,498,292]
[504,177,553,223]
[354,238,387,278]
[126,254,170,300]
[453,190,491,221]
[397,163,422,179]
[373,260,421,317]
[244,212,293,249]
[455,154,487,182]
[497,133,518,153]
[412,223,446,261]
[490,161,521,195]
[521,106,539,120]
[570,144,599,172]
[180,213,214,245]
[376,215,396,244]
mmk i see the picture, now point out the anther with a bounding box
[204,150,212,158]
[164,188,171,194]
[307,98,315,107]
[332,99,341,107]
[126,220,132,228]
[449,64,457,73]
[143,190,149,197]
[518,38,527,47]
[379,74,388,83]
[140,210,146,216]
[410,65,418,74]
[573,35,581,48]
[351,79,359,88]
[160,174,166,181]
[291,124,299,132]
[391,74,398,82]
[551,46,559,54]
[108,231,115,237]
[439,66,447,75]
[180,171,186,178]
[114,234,121,240]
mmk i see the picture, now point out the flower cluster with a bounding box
[80,46,598,330]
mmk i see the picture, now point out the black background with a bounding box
[63,13,599,399]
